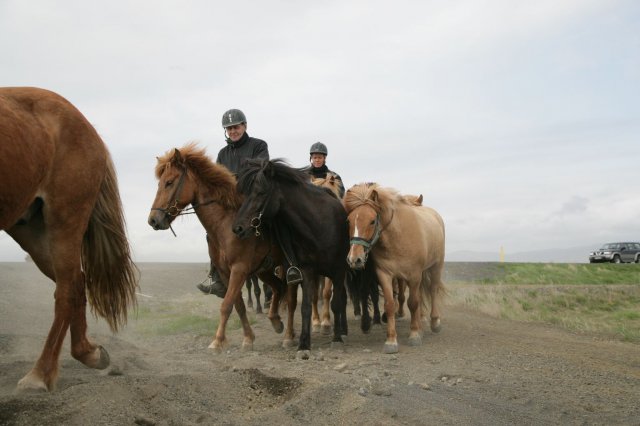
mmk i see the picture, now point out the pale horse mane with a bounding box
[311,172,343,199]
[343,182,414,225]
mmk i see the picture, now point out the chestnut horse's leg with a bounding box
[376,270,398,354]
[8,209,104,391]
[209,269,253,352]
[311,277,321,333]
[405,278,423,346]
[283,283,298,348]
[320,277,333,335]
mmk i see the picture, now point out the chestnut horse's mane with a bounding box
[155,142,241,210]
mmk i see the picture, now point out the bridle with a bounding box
[150,166,215,236]
[247,181,275,237]
[349,214,382,254]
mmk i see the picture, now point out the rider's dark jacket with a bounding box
[216,132,269,175]
[305,164,345,198]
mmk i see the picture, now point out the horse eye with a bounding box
[370,219,375,225]
[165,180,173,188]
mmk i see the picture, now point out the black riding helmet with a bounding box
[310,142,328,156]
[222,109,246,128]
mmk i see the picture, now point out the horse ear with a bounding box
[370,189,379,203]
[417,194,423,205]
[329,175,335,184]
[172,148,184,166]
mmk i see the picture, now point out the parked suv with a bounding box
[589,242,640,263]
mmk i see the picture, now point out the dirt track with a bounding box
[1,262,639,425]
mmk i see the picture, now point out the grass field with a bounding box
[445,262,640,343]
[128,262,640,344]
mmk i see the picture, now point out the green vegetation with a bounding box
[446,262,640,343]
[445,262,640,285]
[133,300,254,337]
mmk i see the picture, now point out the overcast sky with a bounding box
[1,0,639,263]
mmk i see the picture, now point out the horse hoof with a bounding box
[331,341,344,350]
[271,320,284,334]
[312,324,321,333]
[383,342,399,354]
[94,346,111,370]
[408,335,422,346]
[354,315,361,321]
[431,318,442,333]
[208,341,223,353]
[17,371,49,393]
[241,342,254,352]
[296,350,311,360]
[321,324,331,335]
[282,339,296,348]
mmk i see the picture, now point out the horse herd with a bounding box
[0,87,445,392]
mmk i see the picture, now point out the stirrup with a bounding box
[286,266,303,286]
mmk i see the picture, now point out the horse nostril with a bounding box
[233,225,243,235]
[148,217,156,228]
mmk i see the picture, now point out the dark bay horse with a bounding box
[344,183,445,354]
[233,159,349,359]
[0,87,138,391]
[147,144,287,351]
[310,172,345,333]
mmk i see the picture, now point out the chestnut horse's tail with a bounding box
[82,153,139,332]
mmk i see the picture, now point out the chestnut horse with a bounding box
[344,183,445,354]
[147,144,286,351]
[0,87,138,391]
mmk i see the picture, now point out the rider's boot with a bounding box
[197,268,227,298]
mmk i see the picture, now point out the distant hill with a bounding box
[446,245,598,263]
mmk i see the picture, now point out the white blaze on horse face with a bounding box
[347,212,367,267]
[353,213,360,239]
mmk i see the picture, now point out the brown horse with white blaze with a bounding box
[147,144,287,352]
[0,87,138,391]
[344,183,445,354]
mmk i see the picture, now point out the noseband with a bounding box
[350,214,381,253]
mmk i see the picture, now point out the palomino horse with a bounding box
[381,193,425,323]
[147,144,287,352]
[344,183,445,354]
[233,159,349,359]
[0,87,138,391]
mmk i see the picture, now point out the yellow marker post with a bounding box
[499,246,505,263]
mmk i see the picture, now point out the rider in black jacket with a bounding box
[197,109,269,297]
[305,142,345,198]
